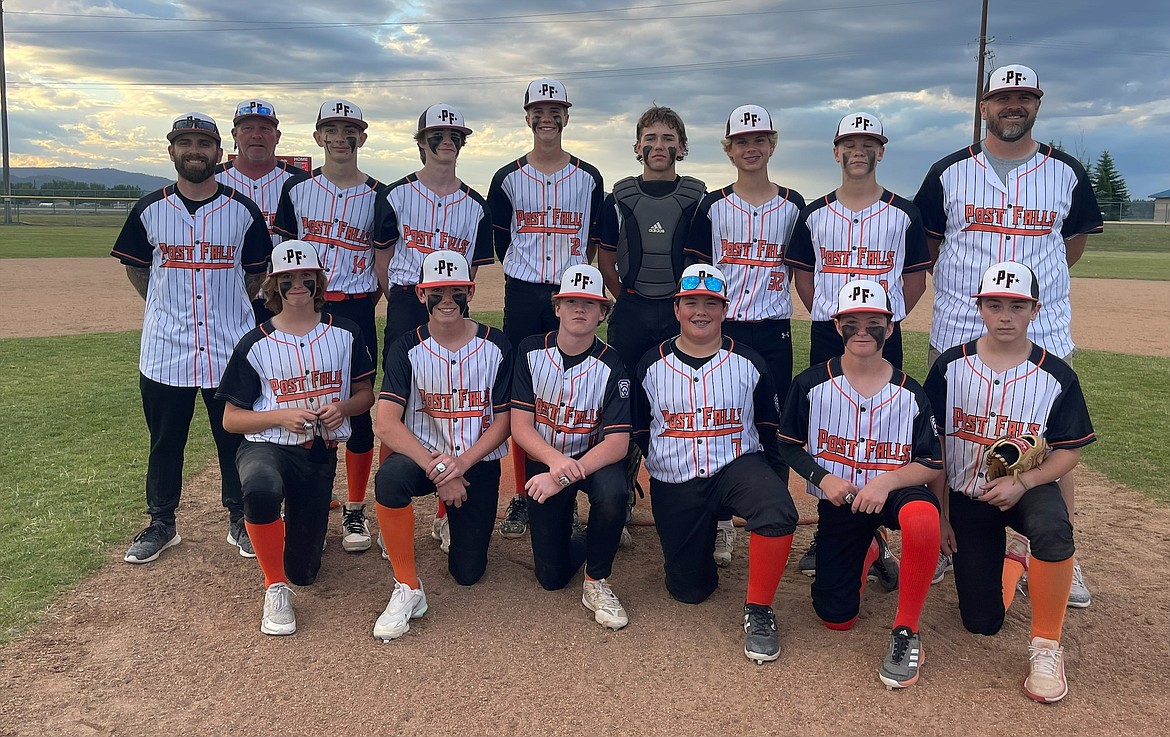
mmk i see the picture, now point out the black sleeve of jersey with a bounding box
[111,198,153,266]
[509,336,539,411]
[630,346,661,456]
[786,188,807,211]
[372,190,400,250]
[775,368,832,486]
[1062,158,1106,238]
[238,194,274,273]
[487,165,514,263]
[899,196,933,273]
[598,193,619,252]
[339,318,376,386]
[905,376,943,468]
[784,205,816,271]
[379,334,415,407]
[686,193,716,262]
[272,179,298,240]
[913,163,946,242]
[1043,360,1097,449]
[488,327,513,414]
[598,351,632,436]
[587,167,605,247]
[470,188,496,266]
[214,340,263,409]
[923,350,952,435]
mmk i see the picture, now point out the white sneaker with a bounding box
[931,552,953,585]
[373,580,428,641]
[619,526,633,549]
[1023,636,1068,703]
[1067,560,1091,608]
[378,531,388,560]
[431,515,451,554]
[260,582,296,636]
[342,502,372,552]
[713,519,736,567]
[582,578,629,630]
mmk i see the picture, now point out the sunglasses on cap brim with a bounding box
[237,103,275,118]
[679,275,725,293]
[172,118,218,135]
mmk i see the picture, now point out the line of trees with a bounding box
[1090,151,1130,220]
[13,180,143,200]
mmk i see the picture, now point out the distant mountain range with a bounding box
[11,167,171,191]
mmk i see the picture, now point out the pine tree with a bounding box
[1091,151,1129,220]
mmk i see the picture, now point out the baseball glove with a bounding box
[984,434,1049,483]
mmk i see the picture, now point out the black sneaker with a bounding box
[498,494,529,538]
[867,530,900,592]
[798,533,818,577]
[124,521,180,564]
[743,603,780,664]
[879,626,924,689]
[228,519,256,558]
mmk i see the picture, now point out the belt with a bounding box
[325,291,371,302]
[389,284,418,292]
[301,438,339,450]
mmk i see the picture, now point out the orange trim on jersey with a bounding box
[304,234,370,252]
[516,224,583,235]
[534,416,595,435]
[820,264,893,276]
[953,429,996,446]
[961,223,1054,237]
[660,425,744,438]
[815,450,907,471]
[160,261,235,270]
[416,408,485,419]
[277,387,342,403]
[720,255,784,267]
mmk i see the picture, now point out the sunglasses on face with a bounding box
[680,275,725,293]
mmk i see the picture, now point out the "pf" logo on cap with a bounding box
[435,259,456,277]
[993,270,1018,288]
[285,249,305,265]
[571,272,592,289]
[851,286,873,303]
[1004,69,1027,86]
[741,111,760,127]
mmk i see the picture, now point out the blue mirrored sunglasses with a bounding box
[237,102,275,117]
[172,117,218,134]
[680,275,725,293]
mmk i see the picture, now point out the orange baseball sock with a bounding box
[346,448,374,504]
[436,500,447,519]
[1002,558,1027,610]
[1029,557,1074,641]
[375,503,419,589]
[745,532,794,606]
[510,440,529,497]
[858,535,880,598]
[892,501,940,632]
[244,519,287,588]
[378,442,392,465]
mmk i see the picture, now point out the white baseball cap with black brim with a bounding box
[317,99,368,130]
[982,64,1043,101]
[271,240,324,275]
[676,264,729,302]
[725,104,776,138]
[554,264,607,301]
[167,112,221,143]
[417,104,473,136]
[524,78,572,109]
[419,251,475,288]
[832,279,893,318]
[834,112,888,145]
[233,99,279,126]
[973,261,1040,301]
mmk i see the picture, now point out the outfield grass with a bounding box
[1,315,1165,643]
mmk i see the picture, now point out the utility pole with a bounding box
[1,0,12,224]
[972,0,989,144]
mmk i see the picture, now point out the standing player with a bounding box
[488,79,604,541]
[371,251,512,641]
[215,242,375,635]
[596,104,707,554]
[274,99,384,554]
[112,112,272,563]
[687,103,804,569]
[631,264,799,664]
[925,261,1095,703]
[511,265,632,630]
[215,99,309,323]
[778,280,942,689]
[914,65,1103,604]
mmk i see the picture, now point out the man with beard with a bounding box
[112,112,272,564]
[913,65,1102,606]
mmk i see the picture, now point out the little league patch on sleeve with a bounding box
[618,379,631,399]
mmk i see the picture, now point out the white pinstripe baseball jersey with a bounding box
[924,341,1096,498]
[215,160,309,246]
[687,185,806,321]
[511,332,631,458]
[914,143,1103,356]
[631,337,778,484]
[380,322,512,461]
[779,358,941,500]
[216,314,375,445]
[786,190,931,321]
[372,174,494,286]
[273,170,384,295]
[111,184,272,387]
[488,155,604,284]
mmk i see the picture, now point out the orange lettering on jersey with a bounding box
[403,224,436,252]
[766,270,787,292]
[821,248,852,267]
[1012,208,1057,228]
[438,232,471,252]
[337,220,370,244]
[816,429,859,457]
[992,415,1043,437]
[201,244,238,261]
[720,239,782,267]
[301,217,333,237]
[516,209,547,227]
[702,406,743,427]
[456,388,490,408]
[866,441,913,463]
[159,242,196,262]
[952,407,990,436]
[516,208,583,235]
[660,409,695,431]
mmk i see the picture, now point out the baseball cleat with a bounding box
[431,514,451,554]
[713,519,736,567]
[342,502,372,552]
[227,519,255,558]
[1023,636,1068,703]
[879,626,924,689]
[743,603,780,664]
[867,529,899,592]
[261,582,296,636]
[1067,560,1091,608]
[582,578,629,631]
[798,534,817,577]
[498,494,529,538]
[932,551,953,585]
[373,580,428,642]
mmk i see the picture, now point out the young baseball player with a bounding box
[488,78,604,540]
[511,264,632,630]
[924,261,1096,703]
[914,64,1103,605]
[372,251,512,642]
[215,242,375,635]
[631,263,799,664]
[112,112,272,564]
[596,104,708,556]
[778,279,942,689]
[372,103,494,553]
[215,99,309,324]
[273,99,384,554]
[686,103,805,569]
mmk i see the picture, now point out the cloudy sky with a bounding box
[6,0,1168,201]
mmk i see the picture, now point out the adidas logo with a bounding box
[647,221,666,234]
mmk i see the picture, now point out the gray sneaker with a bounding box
[931,552,953,585]
[261,582,296,636]
[879,626,924,689]
[798,533,817,577]
[1067,560,1091,608]
[124,522,180,564]
[867,530,900,592]
[743,603,780,664]
[228,520,256,558]
[498,494,529,538]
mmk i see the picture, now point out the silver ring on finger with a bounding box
[844,492,856,504]
[435,462,447,474]
[302,420,314,432]
[558,475,571,487]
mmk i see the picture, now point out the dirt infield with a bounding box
[2,260,1170,735]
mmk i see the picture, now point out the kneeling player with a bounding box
[372,251,512,641]
[925,261,1095,704]
[216,242,375,635]
[512,265,632,630]
[632,264,798,664]
[778,280,941,688]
